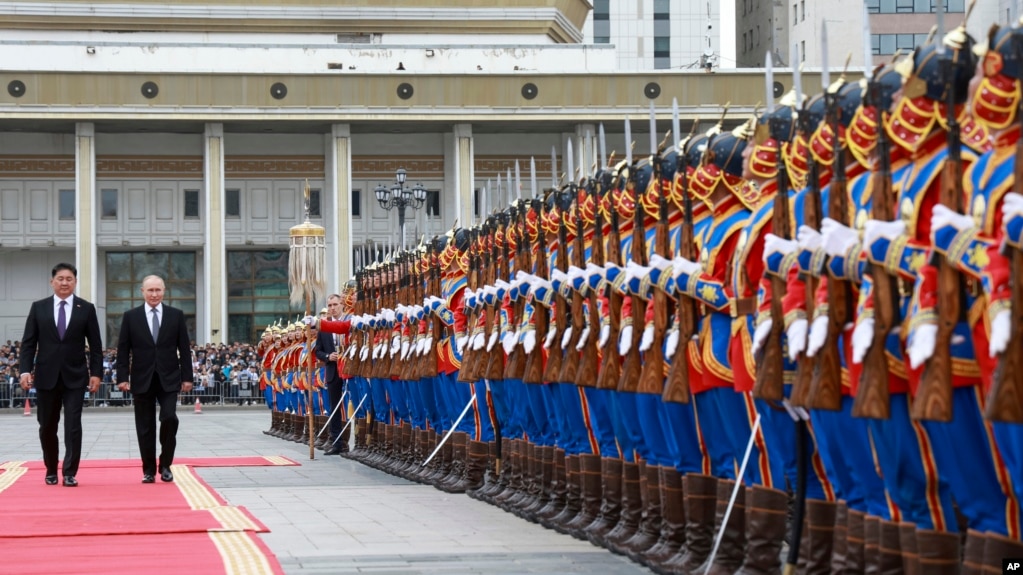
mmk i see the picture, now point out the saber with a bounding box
[316,388,349,438]
[331,393,367,447]
[704,411,762,573]
[422,394,477,466]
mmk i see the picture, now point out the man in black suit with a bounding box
[19,262,103,487]
[116,275,193,484]
[314,294,348,455]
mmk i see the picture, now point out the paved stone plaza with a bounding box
[0,407,650,574]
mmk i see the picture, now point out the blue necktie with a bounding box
[57,301,66,340]
[151,308,160,342]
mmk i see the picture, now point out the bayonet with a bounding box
[672,98,681,152]
[567,139,575,185]
[515,160,523,202]
[530,157,538,197]
[766,51,776,114]
[863,2,874,77]
[625,117,633,166]
[599,123,608,169]
[551,146,558,188]
[821,21,831,91]
[649,101,658,156]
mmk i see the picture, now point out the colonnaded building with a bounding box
[0,0,802,346]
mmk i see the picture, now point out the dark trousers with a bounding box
[327,378,348,449]
[36,374,86,477]
[133,374,180,476]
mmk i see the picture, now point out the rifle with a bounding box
[458,228,481,383]
[596,169,624,390]
[619,162,648,393]
[913,44,963,422]
[560,186,586,385]
[524,197,549,384]
[543,191,570,383]
[486,211,511,381]
[638,141,673,394]
[986,41,1023,422]
[853,78,896,419]
[664,139,696,403]
[809,82,849,412]
[577,172,606,389]
[506,202,531,380]
[424,245,441,379]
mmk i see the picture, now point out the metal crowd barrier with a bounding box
[1,380,267,409]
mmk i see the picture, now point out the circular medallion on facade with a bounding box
[397,83,414,100]
[141,81,159,99]
[644,82,661,99]
[7,80,25,98]
[773,81,784,99]
[270,82,288,100]
[521,83,538,100]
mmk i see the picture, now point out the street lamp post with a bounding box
[374,167,427,249]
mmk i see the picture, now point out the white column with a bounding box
[327,124,353,287]
[74,122,97,303]
[452,124,474,230]
[204,123,226,344]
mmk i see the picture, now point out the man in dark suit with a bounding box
[116,275,193,484]
[19,262,103,487]
[315,294,349,455]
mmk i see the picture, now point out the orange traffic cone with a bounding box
[194,397,202,414]
[23,397,31,417]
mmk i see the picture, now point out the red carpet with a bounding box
[0,458,290,574]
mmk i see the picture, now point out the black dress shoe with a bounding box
[142,474,155,484]
[62,476,78,487]
[45,475,58,486]
[160,468,174,482]
[323,445,342,456]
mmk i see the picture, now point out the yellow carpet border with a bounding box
[208,531,277,575]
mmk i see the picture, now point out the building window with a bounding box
[226,188,240,218]
[794,4,798,24]
[870,0,963,12]
[100,189,117,219]
[426,190,441,218]
[59,189,75,219]
[654,37,670,58]
[474,188,481,218]
[226,250,299,344]
[351,189,361,218]
[801,41,806,62]
[872,33,929,55]
[105,251,196,344]
[593,0,610,43]
[653,0,670,19]
[867,0,880,12]
[800,0,805,20]
[308,188,321,217]
[184,189,199,219]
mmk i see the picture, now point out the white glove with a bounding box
[805,316,829,357]
[543,328,558,349]
[672,256,702,279]
[990,309,1011,358]
[400,340,410,360]
[764,233,798,260]
[796,225,823,251]
[471,332,486,350]
[820,218,859,258]
[786,318,808,361]
[502,330,518,355]
[619,324,633,356]
[639,323,655,352]
[301,315,317,327]
[456,335,468,354]
[751,318,772,357]
[522,330,537,354]
[598,323,611,348]
[907,323,938,369]
[664,328,680,359]
[649,253,673,270]
[1004,192,1023,217]
[360,346,369,361]
[423,336,433,354]
[560,326,574,349]
[487,329,499,351]
[575,326,591,351]
[851,317,874,364]
[931,204,975,233]
[863,219,907,250]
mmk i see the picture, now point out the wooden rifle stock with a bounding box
[853,102,895,419]
[753,135,792,402]
[809,95,849,412]
[486,216,510,381]
[524,198,549,384]
[597,187,624,390]
[618,177,647,393]
[559,195,586,385]
[638,164,672,394]
[790,161,822,406]
[459,229,481,383]
[664,168,695,404]
[913,58,963,422]
[986,115,1023,421]
[577,180,604,388]
[543,201,569,383]
[506,207,530,380]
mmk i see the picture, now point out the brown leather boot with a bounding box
[441,439,488,494]
[468,440,500,500]
[654,474,717,575]
[962,529,986,575]
[545,455,581,532]
[805,499,837,572]
[535,449,567,521]
[898,522,920,575]
[263,411,277,435]
[694,478,745,575]
[494,440,526,506]
[437,432,468,489]
[564,453,603,537]
[846,508,867,572]
[425,435,453,485]
[616,463,664,556]
[734,485,787,575]
[864,514,881,574]
[583,458,624,544]
[916,528,960,575]
[519,446,553,520]
[476,438,510,502]
[638,467,686,569]
[345,418,367,460]
[832,501,849,573]
[878,519,903,575]
[983,531,1023,573]
[601,461,643,550]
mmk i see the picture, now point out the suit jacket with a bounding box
[116,303,193,394]
[20,295,104,390]
[314,327,342,383]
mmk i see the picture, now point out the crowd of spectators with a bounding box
[1,340,262,408]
